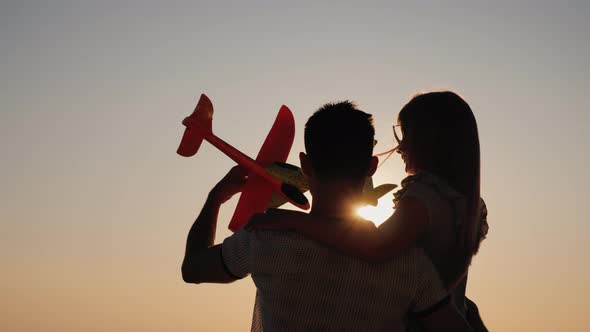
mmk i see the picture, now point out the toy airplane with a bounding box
[177,94,398,232]
[178,94,308,231]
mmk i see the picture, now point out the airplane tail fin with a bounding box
[177,94,214,157]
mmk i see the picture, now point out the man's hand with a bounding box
[210,166,248,204]
[182,166,248,284]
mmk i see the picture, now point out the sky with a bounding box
[1,0,589,331]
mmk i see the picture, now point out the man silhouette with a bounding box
[182,102,471,331]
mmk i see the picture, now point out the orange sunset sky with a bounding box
[2,1,589,331]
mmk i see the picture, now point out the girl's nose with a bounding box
[396,142,405,154]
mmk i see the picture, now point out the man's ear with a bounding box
[367,156,378,177]
[299,152,312,179]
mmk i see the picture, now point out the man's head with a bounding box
[301,101,377,188]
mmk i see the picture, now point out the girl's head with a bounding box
[396,91,479,180]
[397,91,482,274]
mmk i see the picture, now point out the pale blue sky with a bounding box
[2,1,589,331]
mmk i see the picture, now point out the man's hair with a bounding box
[304,101,375,181]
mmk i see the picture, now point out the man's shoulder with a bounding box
[246,229,320,252]
[228,228,303,243]
[224,228,310,254]
[221,228,309,278]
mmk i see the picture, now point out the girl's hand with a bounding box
[245,208,308,231]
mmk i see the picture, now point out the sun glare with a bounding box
[356,197,394,226]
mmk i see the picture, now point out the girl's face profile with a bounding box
[396,123,418,175]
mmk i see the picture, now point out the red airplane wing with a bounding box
[227,175,274,233]
[228,106,295,232]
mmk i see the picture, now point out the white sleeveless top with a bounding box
[393,172,489,311]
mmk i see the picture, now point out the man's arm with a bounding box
[181,167,247,284]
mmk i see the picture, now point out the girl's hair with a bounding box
[398,91,482,281]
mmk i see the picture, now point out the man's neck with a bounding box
[309,184,363,220]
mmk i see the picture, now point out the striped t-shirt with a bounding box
[222,229,448,332]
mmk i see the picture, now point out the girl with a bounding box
[249,91,489,330]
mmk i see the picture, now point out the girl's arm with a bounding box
[248,197,429,262]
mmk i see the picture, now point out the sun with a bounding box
[356,197,394,226]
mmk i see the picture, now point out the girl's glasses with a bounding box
[393,125,403,144]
